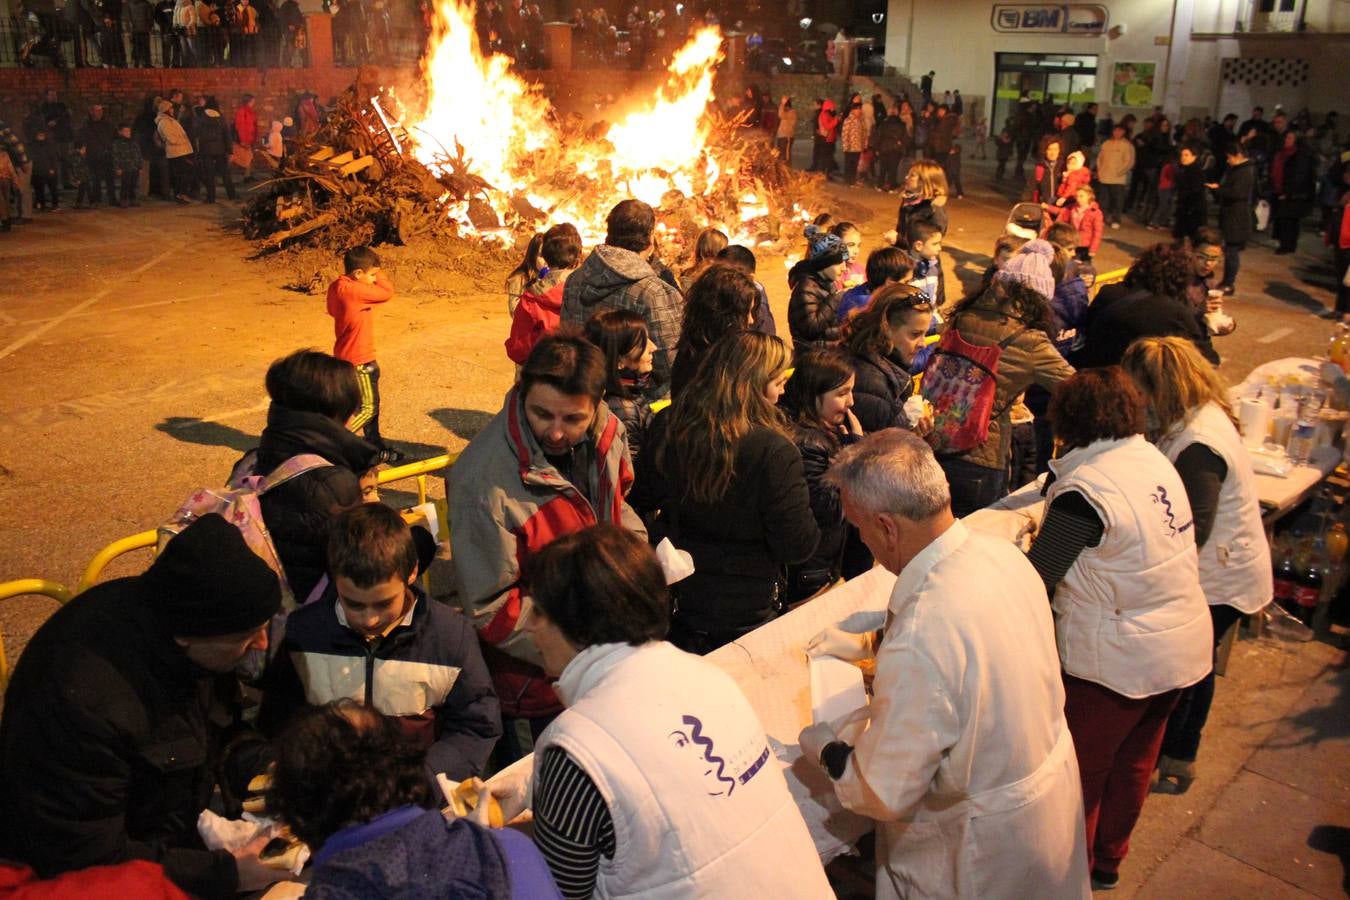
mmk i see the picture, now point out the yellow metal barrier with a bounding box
[76,453,462,594]
[0,580,73,689]
[1091,267,1128,301]
[376,452,458,506]
[78,529,157,594]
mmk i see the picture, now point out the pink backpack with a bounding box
[157,452,333,611]
[921,324,1027,456]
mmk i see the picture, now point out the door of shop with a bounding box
[991,53,1097,135]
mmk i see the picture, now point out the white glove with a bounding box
[806,626,873,662]
[798,721,839,768]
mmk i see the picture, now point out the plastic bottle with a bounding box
[1329,323,1350,371]
[1273,548,1299,612]
[1287,420,1316,465]
[1326,522,1349,564]
[1294,554,1323,625]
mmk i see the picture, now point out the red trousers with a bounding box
[1064,674,1181,874]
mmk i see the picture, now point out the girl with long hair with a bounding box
[669,262,758,395]
[631,332,819,653]
[842,282,935,433]
[679,226,729,292]
[1121,336,1271,794]
[780,350,870,603]
[584,308,655,466]
[504,231,545,316]
[894,158,949,239]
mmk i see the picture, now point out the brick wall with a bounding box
[0,51,864,143]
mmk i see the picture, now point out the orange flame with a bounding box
[406,0,752,245]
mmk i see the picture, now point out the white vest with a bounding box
[1046,436,1213,698]
[535,642,832,900]
[1158,403,1274,615]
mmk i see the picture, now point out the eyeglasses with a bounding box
[1199,253,1223,263]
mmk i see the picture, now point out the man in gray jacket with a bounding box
[560,199,682,397]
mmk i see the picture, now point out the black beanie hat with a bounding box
[144,514,281,637]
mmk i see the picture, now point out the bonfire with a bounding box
[244,0,820,269]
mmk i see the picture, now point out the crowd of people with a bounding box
[14,0,312,68]
[763,86,1347,312]
[1006,99,1348,306]
[0,133,1314,896]
[0,87,324,222]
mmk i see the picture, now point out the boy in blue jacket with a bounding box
[260,503,501,786]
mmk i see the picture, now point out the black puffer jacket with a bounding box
[788,269,843,357]
[194,107,230,156]
[0,581,247,898]
[631,414,819,636]
[1216,158,1256,244]
[786,422,859,603]
[255,405,383,601]
[848,348,914,433]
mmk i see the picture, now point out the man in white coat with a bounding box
[798,430,1091,899]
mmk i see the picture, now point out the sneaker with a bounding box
[1221,285,1235,296]
[174,194,191,205]
[1110,221,1120,229]
[1090,870,1119,891]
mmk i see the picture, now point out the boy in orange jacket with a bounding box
[327,246,402,463]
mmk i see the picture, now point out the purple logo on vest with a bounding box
[1151,485,1193,537]
[668,715,769,797]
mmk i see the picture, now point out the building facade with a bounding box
[883,0,1347,129]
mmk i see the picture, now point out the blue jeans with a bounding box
[938,457,1008,518]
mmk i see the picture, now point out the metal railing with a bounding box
[0,580,73,689]
[74,451,456,592]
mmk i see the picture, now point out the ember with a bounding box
[244,0,819,267]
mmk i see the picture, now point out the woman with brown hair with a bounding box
[1028,367,1211,891]
[668,262,758,396]
[679,226,729,291]
[841,282,934,433]
[518,524,831,899]
[893,157,949,241]
[1078,242,1218,368]
[932,240,1075,516]
[1121,337,1272,793]
[631,332,819,653]
[780,349,866,603]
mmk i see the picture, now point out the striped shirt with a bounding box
[533,746,616,900]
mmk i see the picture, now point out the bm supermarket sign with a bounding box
[991,4,1110,35]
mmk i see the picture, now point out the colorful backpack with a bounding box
[157,452,333,612]
[921,323,1027,456]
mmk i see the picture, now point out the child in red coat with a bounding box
[504,223,582,365]
[1057,186,1104,260]
[1056,150,1092,207]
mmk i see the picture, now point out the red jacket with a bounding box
[0,861,187,900]
[504,280,564,365]
[233,104,257,146]
[1058,201,1104,256]
[327,272,394,365]
[1057,166,1092,201]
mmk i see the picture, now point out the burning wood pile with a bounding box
[242,2,821,267]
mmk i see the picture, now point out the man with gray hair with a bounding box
[798,430,1090,899]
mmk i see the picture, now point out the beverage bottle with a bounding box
[1294,555,1323,625]
[1273,548,1299,613]
[1326,522,1349,563]
[1287,420,1316,465]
